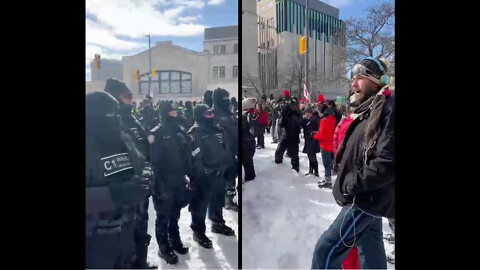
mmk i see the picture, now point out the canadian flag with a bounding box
[303,82,309,105]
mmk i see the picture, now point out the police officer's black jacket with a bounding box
[332,94,395,219]
[86,116,148,227]
[150,120,192,184]
[139,107,158,131]
[119,104,151,161]
[182,108,195,130]
[212,107,238,156]
[302,112,321,155]
[187,123,233,180]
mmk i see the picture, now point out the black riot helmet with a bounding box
[203,90,213,108]
[159,100,180,124]
[213,88,231,111]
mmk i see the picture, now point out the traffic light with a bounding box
[94,54,101,69]
[152,69,157,78]
[135,70,140,81]
[299,37,306,55]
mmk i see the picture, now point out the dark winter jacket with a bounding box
[188,123,234,181]
[242,112,256,160]
[212,107,238,156]
[279,107,302,143]
[181,108,195,130]
[302,112,321,155]
[150,120,192,190]
[314,114,336,152]
[139,107,158,131]
[118,104,151,162]
[332,93,395,219]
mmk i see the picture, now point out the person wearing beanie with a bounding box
[302,105,321,177]
[86,91,151,269]
[104,79,155,269]
[311,57,394,269]
[212,88,239,212]
[203,90,213,108]
[317,94,325,104]
[187,104,236,249]
[283,90,291,98]
[149,101,192,264]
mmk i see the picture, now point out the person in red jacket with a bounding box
[254,102,269,149]
[333,109,355,156]
[313,104,336,188]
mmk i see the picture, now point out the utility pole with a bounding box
[146,34,152,98]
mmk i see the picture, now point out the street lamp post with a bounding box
[146,34,152,99]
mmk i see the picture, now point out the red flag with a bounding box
[303,83,310,105]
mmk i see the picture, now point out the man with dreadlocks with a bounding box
[311,57,394,269]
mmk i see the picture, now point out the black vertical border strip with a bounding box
[237,0,243,269]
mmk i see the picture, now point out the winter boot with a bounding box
[387,248,395,264]
[313,161,319,177]
[318,177,332,188]
[168,234,189,255]
[225,198,238,212]
[292,166,299,172]
[211,223,235,236]
[157,240,178,265]
[193,232,213,249]
[305,162,313,176]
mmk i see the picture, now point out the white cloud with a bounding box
[86,19,146,51]
[178,14,203,23]
[207,0,225,5]
[86,0,206,38]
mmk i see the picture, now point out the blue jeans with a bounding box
[311,206,387,269]
[320,149,333,178]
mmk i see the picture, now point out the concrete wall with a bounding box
[204,38,239,98]
[122,41,209,103]
[90,59,123,81]
[242,0,260,96]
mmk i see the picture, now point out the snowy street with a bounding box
[242,135,394,269]
[146,193,238,268]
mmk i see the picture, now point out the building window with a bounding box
[139,73,155,95]
[219,66,225,78]
[233,66,238,78]
[160,71,169,93]
[234,44,238,53]
[181,73,192,93]
[170,72,180,93]
[213,67,219,79]
[220,45,226,54]
[213,45,220,55]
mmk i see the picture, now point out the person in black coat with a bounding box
[302,106,321,177]
[188,104,236,249]
[139,99,159,131]
[149,101,192,264]
[104,78,155,269]
[274,98,302,172]
[242,108,256,181]
[212,88,239,212]
[86,91,151,269]
[182,101,195,130]
[311,57,394,269]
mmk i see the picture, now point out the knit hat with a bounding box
[352,58,388,85]
[242,97,256,110]
[283,90,290,97]
[317,94,325,103]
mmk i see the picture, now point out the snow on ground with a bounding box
[146,192,238,269]
[242,135,394,269]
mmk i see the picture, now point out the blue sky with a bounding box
[86,0,393,81]
[86,0,238,81]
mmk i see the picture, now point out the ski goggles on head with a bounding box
[203,109,214,118]
[351,64,378,79]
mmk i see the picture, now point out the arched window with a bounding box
[139,70,192,94]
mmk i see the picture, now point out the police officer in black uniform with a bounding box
[242,107,256,182]
[188,104,236,249]
[139,98,159,131]
[103,78,155,269]
[211,88,238,211]
[86,91,151,269]
[150,101,191,264]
